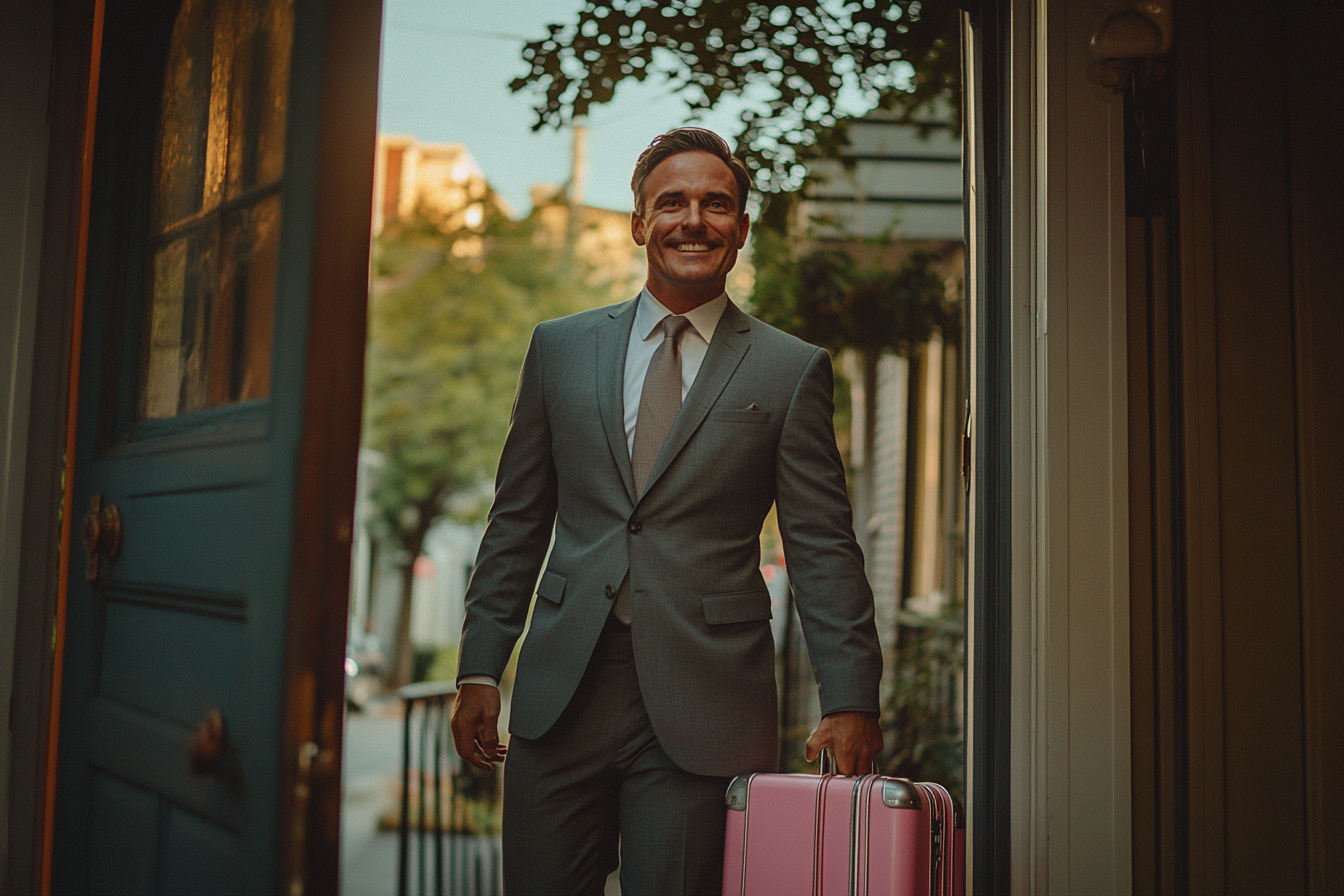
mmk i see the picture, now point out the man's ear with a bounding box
[736,213,750,248]
[631,211,647,247]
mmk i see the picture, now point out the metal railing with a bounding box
[396,681,503,896]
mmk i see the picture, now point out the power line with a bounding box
[384,21,533,42]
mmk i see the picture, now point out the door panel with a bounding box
[87,773,159,894]
[51,0,381,891]
[159,805,239,894]
[82,696,244,829]
[98,598,246,725]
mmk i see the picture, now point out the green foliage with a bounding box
[880,610,965,799]
[364,206,600,551]
[751,227,953,357]
[373,238,428,280]
[511,0,961,194]
[424,643,459,683]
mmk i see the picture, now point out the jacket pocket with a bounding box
[702,590,773,625]
[707,407,771,425]
[537,570,567,604]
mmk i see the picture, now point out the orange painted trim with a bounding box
[40,1,105,893]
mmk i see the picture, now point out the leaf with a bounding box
[512,0,960,195]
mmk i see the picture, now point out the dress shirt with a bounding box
[457,286,728,691]
[622,286,727,455]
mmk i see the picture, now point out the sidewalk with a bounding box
[341,701,402,896]
[340,696,618,896]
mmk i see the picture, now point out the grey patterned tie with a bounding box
[612,315,691,624]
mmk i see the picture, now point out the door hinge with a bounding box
[961,402,972,494]
[288,740,337,896]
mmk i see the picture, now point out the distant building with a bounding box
[371,135,510,235]
[803,114,963,242]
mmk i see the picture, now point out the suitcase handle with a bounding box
[818,748,878,777]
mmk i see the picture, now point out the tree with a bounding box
[509,0,964,336]
[511,0,960,200]
[511,0,963,357]
[364,205,601,686]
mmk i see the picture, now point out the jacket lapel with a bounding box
[596,298,639,504]
[640,300,753,499]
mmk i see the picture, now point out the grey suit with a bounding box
[458,295,881,891]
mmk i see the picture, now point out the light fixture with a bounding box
[1088,0,1173,91]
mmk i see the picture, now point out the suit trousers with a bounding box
[502,623,730,896]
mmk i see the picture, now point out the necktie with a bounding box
[613,315,691,624]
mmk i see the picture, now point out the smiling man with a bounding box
[451,128,883,896]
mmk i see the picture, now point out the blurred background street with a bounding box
[341,704,402,896]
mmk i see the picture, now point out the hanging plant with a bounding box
[751,229,955,357]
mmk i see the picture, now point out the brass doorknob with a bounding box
[189,709,228,775]
[81,494,121,582]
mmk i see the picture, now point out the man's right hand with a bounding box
[451,683,507,772]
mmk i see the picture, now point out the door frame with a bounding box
[275,0,383,890]
[960,2,1013,892]
[963,1,1133,893]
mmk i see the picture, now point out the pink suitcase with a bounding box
[721,770,963,896]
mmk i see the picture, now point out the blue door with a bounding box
[51,0,381,892]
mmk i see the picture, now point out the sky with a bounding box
[377,0,748,217]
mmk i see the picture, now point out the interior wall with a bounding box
[1208,8,1305,891]
[1129,209,1181,896]
[1175,2,1343,893]
[1283,9,1344,894]
[0,2,56,880]
[4,1,100,892]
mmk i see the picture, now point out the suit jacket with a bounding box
[457,296,881,777]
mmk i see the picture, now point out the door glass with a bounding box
[139,0,293,420]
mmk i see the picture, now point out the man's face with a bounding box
[632,151,750,302]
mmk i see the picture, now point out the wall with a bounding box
[0,2,56,879]
[3,1,101,890]
[1173,2,1344,892]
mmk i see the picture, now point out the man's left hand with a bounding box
[804,711,884,776]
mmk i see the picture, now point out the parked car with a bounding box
[346,630,387,710]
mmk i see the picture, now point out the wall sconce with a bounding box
[1088,0,1173,91]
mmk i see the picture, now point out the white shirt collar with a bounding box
[635,286,728,344]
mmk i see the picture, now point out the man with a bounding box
[451,128,883,895]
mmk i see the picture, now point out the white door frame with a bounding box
[966,1,1132,892]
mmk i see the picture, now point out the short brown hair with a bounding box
[631,127,751,216]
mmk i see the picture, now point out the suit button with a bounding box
[629,520,642,534]
[605,585,615,599]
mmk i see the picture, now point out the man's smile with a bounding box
[673,241,715,252]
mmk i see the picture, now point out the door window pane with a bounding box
[223,0,292,198]
[215,194,280,404]
[143,231,217,419]
[139,0,293,420]
[154,1,216,227]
